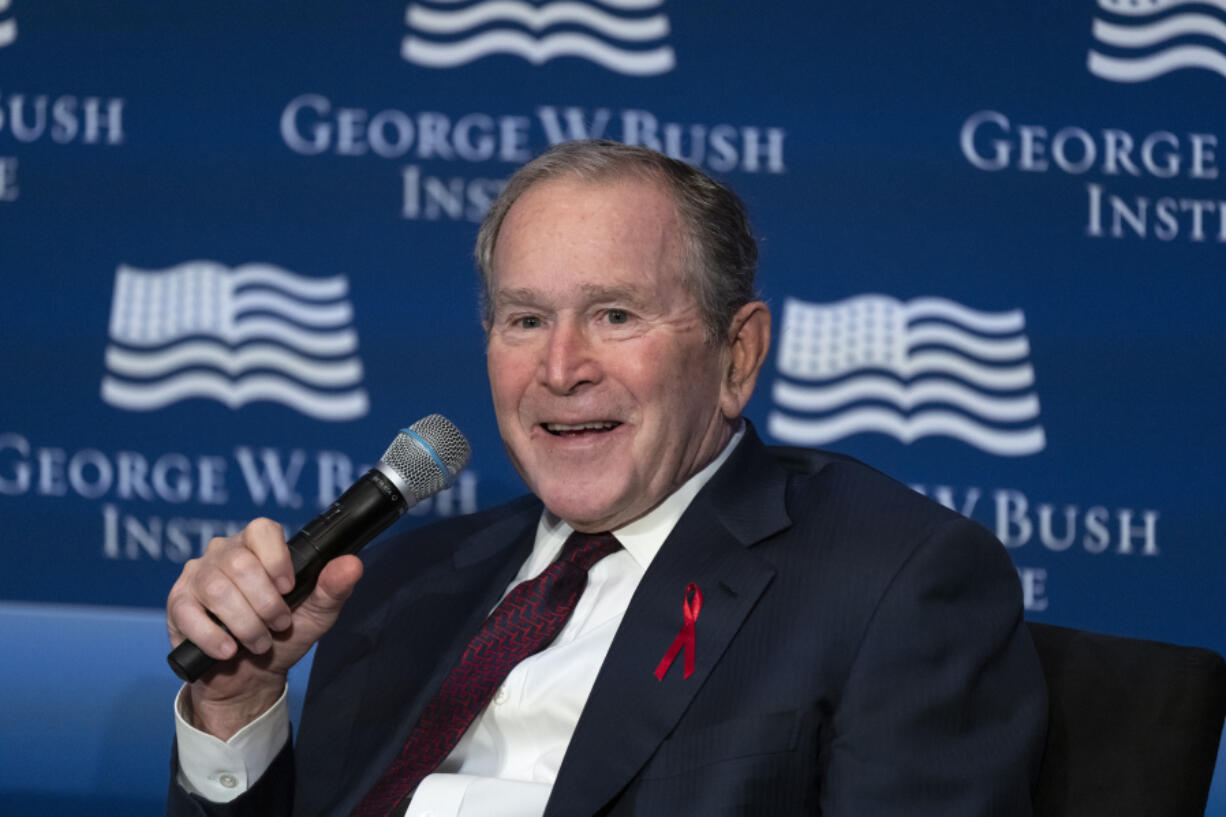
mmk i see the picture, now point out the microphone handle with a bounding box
[167,469,408,683]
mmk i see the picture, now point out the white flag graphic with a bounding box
[101,261,369,421]
[767,294,1045,456]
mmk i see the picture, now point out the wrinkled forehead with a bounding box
[493,175,686,272]
[505,165,683,236]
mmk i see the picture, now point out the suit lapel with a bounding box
[546,428,791,817]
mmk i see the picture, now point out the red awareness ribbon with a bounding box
[654,583,703,681]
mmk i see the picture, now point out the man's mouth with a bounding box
[542,421,622,437]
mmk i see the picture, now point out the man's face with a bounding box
[485,175,736,532]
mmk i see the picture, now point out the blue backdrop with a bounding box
[2,1,1224,813]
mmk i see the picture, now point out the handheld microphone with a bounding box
[167,414,471,682]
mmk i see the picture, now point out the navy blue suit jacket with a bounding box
[169,427,1047,816]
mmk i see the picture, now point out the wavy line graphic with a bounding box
[119,262,349,301]
[419,0,666,10]
[105,343,363,387]
[402,30,676,75]
[409,2,669,40]
[900,298,1024,334]
[772,378,1041,422]
[790,295,1024,335]
[901,325,1029,361]
[112,318,358,356]
[1089,43,1226,80]
[767,409,1047,457]
[228,265,349,299]
[780,350,1034,390]
[229,291,353,327]
[101,373,369,422]
[1097,0,1226,17]
[1093,13,1226,48]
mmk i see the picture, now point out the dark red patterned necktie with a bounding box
[351,531,622,817]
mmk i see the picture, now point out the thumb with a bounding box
[295,555,364,630]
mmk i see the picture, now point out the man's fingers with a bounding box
[296,556,364,630]
[219,545,294,633]
[172,519,294,655]
[195,565,278,654]
[168,593,237,660]
[314,555,364,608]
[165,522,361,676]
[241,517,296,596]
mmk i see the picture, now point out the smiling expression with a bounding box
[484,175,741,532]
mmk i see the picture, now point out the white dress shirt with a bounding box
[176,426,744,815]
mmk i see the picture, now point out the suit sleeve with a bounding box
[821,516,1047,817]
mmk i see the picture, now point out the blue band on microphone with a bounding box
[401,427,454,487]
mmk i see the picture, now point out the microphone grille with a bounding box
[380,414,472,501]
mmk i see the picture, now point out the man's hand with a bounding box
[166,517,363,740]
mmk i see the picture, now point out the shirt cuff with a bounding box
[407,774,551,817]
[173,683,290,803]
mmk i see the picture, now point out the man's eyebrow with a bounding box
[492,285,649,310]
[492,288,545,310]
[578,284,649,308]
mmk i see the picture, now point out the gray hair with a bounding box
[475,139,758,342]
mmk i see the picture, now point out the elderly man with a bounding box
[166,140,1046,816]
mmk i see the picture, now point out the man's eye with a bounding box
[517,316,542,329]
[606,309,630,325]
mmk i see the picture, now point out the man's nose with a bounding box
[541,319,601,394]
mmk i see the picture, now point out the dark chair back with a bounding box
[1028,622,1226,817]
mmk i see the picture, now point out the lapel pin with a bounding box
[654,583,703,681]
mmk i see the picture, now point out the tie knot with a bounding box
[560,531,621,572]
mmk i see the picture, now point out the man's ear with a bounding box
[719,301,771,419]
